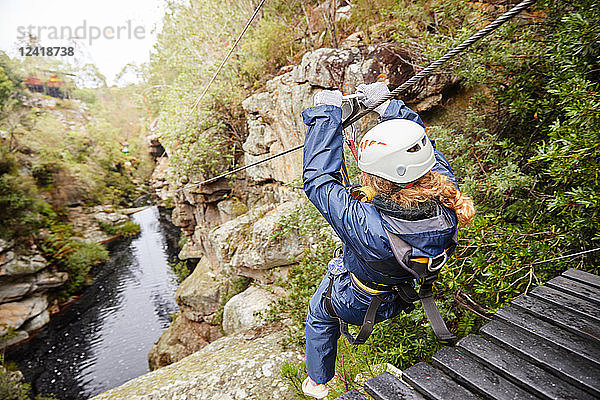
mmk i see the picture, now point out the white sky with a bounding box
[0,0,166,86]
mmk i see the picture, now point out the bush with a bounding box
[98,220,141,238]
[0,361,57,400]
[39,225,109,295]
[0,151,47,242]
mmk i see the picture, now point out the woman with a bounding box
[301,82,475,398]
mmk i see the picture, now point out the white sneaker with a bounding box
[302,377,329,399]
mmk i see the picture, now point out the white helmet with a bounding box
[357,119,435,184]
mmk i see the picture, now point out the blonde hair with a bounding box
[363,171,475,225]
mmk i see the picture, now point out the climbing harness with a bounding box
[383,224,456,341]
[324,202,458,343]
[175,0,537,192]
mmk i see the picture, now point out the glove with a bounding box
[313,90,343,108]
[357,82,391,116]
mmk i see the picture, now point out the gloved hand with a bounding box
[357,82,391,116]
[313,90,343,108]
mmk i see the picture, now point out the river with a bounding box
[8,206,181,400]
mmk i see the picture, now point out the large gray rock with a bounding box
[208,201,309,280]
[0,271,68,303]
[175,257,226,321]
[93,328,302,400]
[148,255,226,370]
[222,286,276,335]
[0,295,48,336]
[22,309,50,332]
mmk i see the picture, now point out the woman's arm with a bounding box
[302,105,388,260]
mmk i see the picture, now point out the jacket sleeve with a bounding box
[381,99,457,186]
[302,105,388,264]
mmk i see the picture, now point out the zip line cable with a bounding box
[176,0,267,135]
[176,0,536,192]
[531,247,600,265]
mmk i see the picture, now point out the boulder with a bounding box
[0,295,48,335]
[148,314,222,371]
[222,286,276,335]
[209,201,307,278]
[217,197,248,223]
[93,328,302,400]
[175,257,225,321]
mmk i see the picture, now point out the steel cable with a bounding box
[176,0,536,191]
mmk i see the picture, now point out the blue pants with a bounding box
[305,272,408,384]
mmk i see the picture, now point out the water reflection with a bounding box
[8,206,180,400]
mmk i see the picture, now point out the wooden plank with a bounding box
[403,362,482,400]
[563,268,600,289]
[364,372,426,400]
[530,285,600,323]
[546,276,600,305]
[495,304,600,363]
[481,320,600,397]
[511,295,600,343]
[431,346,539,400]
[335,389,369,400]
[458,334,597,400]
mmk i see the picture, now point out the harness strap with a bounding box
[324,273,386,345]
[420,285,455,341]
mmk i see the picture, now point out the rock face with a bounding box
[94,329,302,400]
[146,42,456,380]
[0,295,48,336]
[0,240,62,349]
[242,44,457,183]
[67,205,129,244]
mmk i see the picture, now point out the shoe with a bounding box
[302,377,329,399]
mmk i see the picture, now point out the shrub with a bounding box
[39,225,109,295]
[0,151,46,242]
[98,220,141,238]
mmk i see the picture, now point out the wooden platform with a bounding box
[335,268,600,400]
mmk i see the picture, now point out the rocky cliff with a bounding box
[132,43,456,398]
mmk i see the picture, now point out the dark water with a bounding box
[8,206,181,400]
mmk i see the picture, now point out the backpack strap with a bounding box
[384,229,456,342]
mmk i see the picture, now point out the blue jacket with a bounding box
[302,100,458,286]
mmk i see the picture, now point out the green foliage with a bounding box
[169,260,191,283]
[0,150,47,241]
[0,357,57,400]
[70,88,97,104]
[0,66,14,108]
[39,224,109,294]
[98,220,141,238]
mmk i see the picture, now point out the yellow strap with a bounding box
[350,273,390,295]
